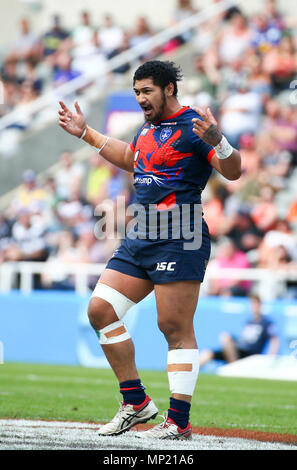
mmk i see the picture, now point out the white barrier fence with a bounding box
[0,261,296,299]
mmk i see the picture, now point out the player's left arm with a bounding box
[266,322,280,356]
[267,336,280,356]
[192,107,241,181]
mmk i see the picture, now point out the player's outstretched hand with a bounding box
[192,107,222,147]
[58,100,86,138]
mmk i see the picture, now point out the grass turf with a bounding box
[0,362,296,435]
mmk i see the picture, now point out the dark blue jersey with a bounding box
[130,106,215,209]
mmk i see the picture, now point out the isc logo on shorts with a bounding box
[156,262,176,271]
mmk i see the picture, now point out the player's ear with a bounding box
[166,83,174,97]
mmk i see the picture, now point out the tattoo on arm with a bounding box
[204,124,222,146]
[168,342,184,351]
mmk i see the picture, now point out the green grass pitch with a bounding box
[0,362,296,435]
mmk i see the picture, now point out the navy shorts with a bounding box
[106,220,211,284]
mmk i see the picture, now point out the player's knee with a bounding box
[87,297,118,330]
[157,318,181,340]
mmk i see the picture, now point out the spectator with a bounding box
[223,211,264,254]
[258,219,297,266]
[217,12,251,66]
[246,53,272,98]
[7,18,39,63]
[96,14,124,58]
[238,133,260,175]
[24,58,43,95]
[208,237,251,296]
[40,15,70,75]
[202,183,227,238]
[108,31,132,74]
[41,14,70,59]
[262,35,297,92]
[260,135,292,190]
[8,169,48,217]
[52,52,81,87]
[0,74,20,116]
[86,152,111,205]
[264,0,285,30]
[200,294,280,365]
[71,11,97,59]
[5,210,47,262]
[269,105,297,162]
[250,12,282,55]
[70,11,106,77]
[220,78,262,148]
[41,230,89,290]
[172,0,198,44]
[1,57,20,83]
[55,151,85,200]
[190,54,216,96]
[251,185,279,232]
[129,17,157,61]
[54,187,93,235]
[130,16,153,49]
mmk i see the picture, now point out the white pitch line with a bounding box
[0,419,295,451]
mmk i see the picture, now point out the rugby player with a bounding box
[58,60,241,440]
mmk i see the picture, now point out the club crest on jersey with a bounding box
[160,128,172,142]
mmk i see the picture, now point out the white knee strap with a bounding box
[97,320,131,345]
[91,283,136,320]
[167,349,200,396]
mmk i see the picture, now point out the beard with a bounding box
[144,90,167,123]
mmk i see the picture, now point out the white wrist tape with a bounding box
[98,136,110,154]
[79,127,87,139]
[167,349,200,396]
[214,135,233,159]
[97,320,131,345]
[91,283,135,320]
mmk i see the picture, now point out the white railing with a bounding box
[0,261,296,297]
[0,0,242,132]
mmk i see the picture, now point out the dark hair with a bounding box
[133,60,183,96]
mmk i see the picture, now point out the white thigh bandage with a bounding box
[167,349,200,396]
[91,283,135,320]
[98,320,131,345]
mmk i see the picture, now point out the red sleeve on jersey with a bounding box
[130,141,135,152]
[207,148,216,163]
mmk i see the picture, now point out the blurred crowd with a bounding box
[0,1,196,123]
[0,151,132,290]
[179,0,297,298]
[0,0,297,297]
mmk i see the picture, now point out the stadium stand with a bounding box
[0,0,297,299]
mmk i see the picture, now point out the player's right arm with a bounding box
[58,100,134,173]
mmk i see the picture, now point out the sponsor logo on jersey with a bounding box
[140,128,149,136]
[160,128,173,142]
[161,122,177,126]
[134,176,153,185]
[134,174,164,186]
[156,262,176,271]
